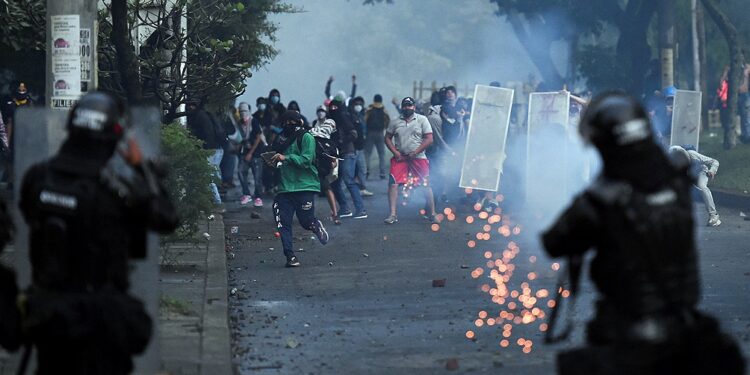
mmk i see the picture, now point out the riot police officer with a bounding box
[542,92,745,375]
[18,91,178,374]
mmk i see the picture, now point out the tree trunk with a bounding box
[691,0,701,92]
[658,0,676,88]
[701,0,744,149]
[505,9,564,89]
[110,0,143,102]
[615,0,657,96]
[697,2,708,120]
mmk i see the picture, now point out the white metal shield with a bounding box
[526,92,570,206]
[459,85,514,192]
[670,90,702,150]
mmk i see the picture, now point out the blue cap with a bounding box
[663,86,677,98]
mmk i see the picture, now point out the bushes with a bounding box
[161,122,215,240]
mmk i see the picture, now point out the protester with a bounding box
[186,99,224,205]
[287,100,310,129]
[349,96,373,196]
[738,63,750,143]
[325,75,357,101]
[237,101,265,207]
[424,97,452,203]
[268,110,329,267]
[310,106,342,224]
[669,145,721,226]
[328,95,367,219]
[1,82,34,190]
[364,94,391,181]
[384,97,435,224]
[219,107,241,189]
[262,89,286,193]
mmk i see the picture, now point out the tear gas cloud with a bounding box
[239,0,599,239]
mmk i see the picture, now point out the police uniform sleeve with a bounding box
[541,194,599,258]
[133,161,179,234]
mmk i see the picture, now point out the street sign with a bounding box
[459,85,514,192]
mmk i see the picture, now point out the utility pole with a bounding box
[46,0,97,110]
[692,0,701,92]
[658,0,676,89]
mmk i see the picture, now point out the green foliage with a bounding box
[700,131,750,193]
[0,0,45,51]
[160,122,215,240]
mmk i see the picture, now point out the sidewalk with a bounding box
[159,213,232,375]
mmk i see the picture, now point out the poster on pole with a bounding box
[459,85,514,192]
[80,28,92,92]
[526,92,570,206]
[50,15,81,110]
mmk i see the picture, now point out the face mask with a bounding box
[258,104,267,111]
[354,105,363,113]
[445,117,456,124]
[270,96,280,104]
[401,108,414,118]
[240,113,251,122]
[317,112,326,120]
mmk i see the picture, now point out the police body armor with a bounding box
[543,92,745,375]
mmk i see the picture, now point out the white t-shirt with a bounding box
[386,113,433,159]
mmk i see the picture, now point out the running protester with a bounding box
[269,111,329,267]
[383,97,436,224]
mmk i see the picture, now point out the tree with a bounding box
[0,0,292,119]
[701,0,745,149]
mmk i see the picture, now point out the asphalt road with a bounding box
[224,181,750,375]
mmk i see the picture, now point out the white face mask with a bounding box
[317,111,326,120]
[354,105,363,113]
[258,104,267,111]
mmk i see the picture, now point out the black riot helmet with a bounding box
[579,91,652,151]
[66,91,126,142]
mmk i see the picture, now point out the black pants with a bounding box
[273,191,318,258]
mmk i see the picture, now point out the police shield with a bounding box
[10,106,162,373]
[459,85,514,192]
[526,92,570,209]
[670,90,702,150]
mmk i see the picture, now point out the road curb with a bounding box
[712,188,750,210]
[200,213,233,375]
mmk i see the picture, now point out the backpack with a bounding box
[295,132,337,171]
[366,107,386,132]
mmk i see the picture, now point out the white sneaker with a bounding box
[240,195,252,205]
[708,216,721,227]
[361,189,374,197]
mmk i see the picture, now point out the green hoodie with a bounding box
[278,132,320,193]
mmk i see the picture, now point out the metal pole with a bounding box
[46,0,97,110]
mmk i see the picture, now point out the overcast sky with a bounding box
[237,0,543,117]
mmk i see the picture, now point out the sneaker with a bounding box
[253,197,264,207]
[312,219,329,245]
[361,189,374,197]
[383,215,398,224]
[708,216,721,227]
[240,195,252,205]
[285,256,300,268]
[339,211,353,218]
[353,211,368,219]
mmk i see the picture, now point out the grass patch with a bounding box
[699,130,750,194]
[159,296,194,316]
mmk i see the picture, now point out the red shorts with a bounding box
[389,157,430,185]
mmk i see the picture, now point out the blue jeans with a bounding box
[238,156,263,197]
[355,150,367,189]
[334,153,364,213]
[273,192,318,258]
[208,148,223,204]
[739,93,750,142]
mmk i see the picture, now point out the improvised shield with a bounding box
[670,90,702,150]
[459,85,514,192]
[526,92,570,208]
[11,106,162,373]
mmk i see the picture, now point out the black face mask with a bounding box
[401,108,415,118]
[15,91,29,101]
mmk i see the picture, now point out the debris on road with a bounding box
[432,279,446,287]
[230,226,239,234]
[230,287,238,295]
[362,253,369,258]
[445,358,459,371]
[328,261,334,266]
[251,212,261,219]
[460,265,469,269]
[285,337,299,349]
